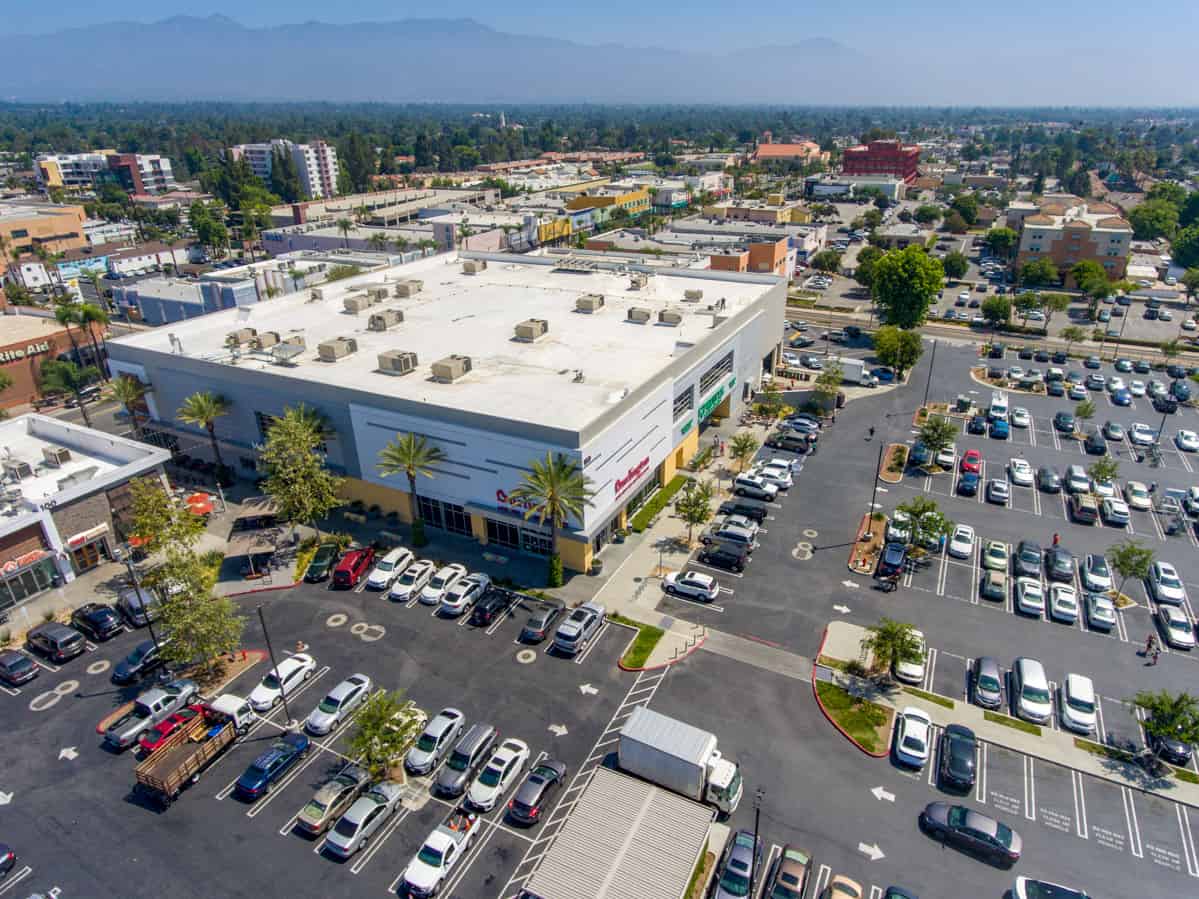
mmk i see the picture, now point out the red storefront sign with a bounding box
[495,489,535,512]
[1,549,48,575]
[615,456,651,497]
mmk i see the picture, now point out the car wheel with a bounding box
[665,585,677,595]
[272,695,281,707]
[304,668,313,680]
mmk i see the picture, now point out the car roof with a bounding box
[328,675,368,699]
[1065,673,1094,697]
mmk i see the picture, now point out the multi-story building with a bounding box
[34,152,114,190]
[0,200,88,261]
[0,316,78,411]
[564,187,652,219]
[105,153,177,194]
[709,237,793,277]
[841,139,921,183]
[227,139,340,200]
[107,252,785,574]
[35,152,177,194]
[1012,199,1133,283]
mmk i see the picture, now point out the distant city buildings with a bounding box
[34,151,177,194]
[227,139,339,199]
[841,139,920,183]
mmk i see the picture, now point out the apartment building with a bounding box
[842,139,921,183]
[227,139,340,200]
[1012,198,1133,283]
[106,153,177,194]
[35,151,176,194]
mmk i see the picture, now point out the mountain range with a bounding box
[0,16,1185,105]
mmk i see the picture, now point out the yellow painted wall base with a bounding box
[470,513,489,544]
[339,478,414,522]
[662,426,700,482]
[557,533,593,573]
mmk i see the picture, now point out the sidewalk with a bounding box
[820,620,1199,809]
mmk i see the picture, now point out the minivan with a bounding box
[1069,494,1099,525]
[1011,658,1052,724]
[433,723,498,797]
[26,622,86,663]
[1065,465,1091,494]
[988,391,1008,421]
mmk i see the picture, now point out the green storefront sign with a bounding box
[679,419,694,436]
[698,387,725,422]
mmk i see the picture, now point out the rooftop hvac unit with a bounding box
[629,273,649,290]
[310,288,324,301]
[42,446,71,467]
[344,295,372,314]
[367,287,389,301]
[627,307,651,323]
[282,332,306,348]
[394,280,423,297]
[253,331,280,350]
[576,293,605,313]
[270,343,305,365]
[225,327,257,346]
[684,288,704,300]
[318,337,358,361]
[2,459,33,481]
[431,354,472,382]
[659,309,683,326]
[369,309,404,331]
[462,259,487,275]
[514,318,549,341]
[377,349,418,376]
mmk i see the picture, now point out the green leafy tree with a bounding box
[1014,292,1042,325]
[943,210,969,233]
[53,299,83,360]
[981,295,1011,329]
[913,205,942,225]
[1040,293,1071,329]
[756,383,785,418]
[873,325,924,378]
[348,690,423,780]
[861,617,924,682]
[1174,224,1199,269]
[1020,257,1059,287]
[950,193,979,226]
[871,245,944,328]
[895,495,954,550]
[1146,183,1188,209]
[1110,539,1154,600]
[813,361,843,408]
[675,479,714,545]
[258,405,345,540]
[1074,399,1095,429]
[1060,325,1087,355]
[810,249,842,273]
[40,360,100,427]
[376,432,447,547]
[126,476,205,555]
[853,246,884,290]
[941,251,968,281]
[1089,457,1119,488]
[177,391,231,473]
[1135,691,1199,767]
[729,432,760,473]
[1180,194,1199,229]
[1162,339,1181,361]
[984,227,1019,259]
[508,452,597,587]
[918,415,958,465]
[156,551,243,674]
[1182,268,1199,305]
[1128,199,1179,240]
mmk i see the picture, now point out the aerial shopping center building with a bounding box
[107,251,786,572]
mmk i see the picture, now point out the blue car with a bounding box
[989,419,1010,439]
[1112,388,1132,406]
[873,368,896,383]
[234,732,310,801]
[957,472,980,496]
[1172,380,1192,401]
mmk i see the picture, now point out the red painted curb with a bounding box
[810,626,889,759]
[619,634,707,672]
[226,582,298,598]
[846,513,878,576]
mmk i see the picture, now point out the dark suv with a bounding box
[112,637,170,685]
[717,501,768,524]
[26,622,86,663]
[71,602,124,641]
[697,546,748,573]
[470,591,511,626]
[0,649,39,686]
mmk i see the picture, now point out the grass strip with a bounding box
[902,687,955,709]
[1171,766,1199,785]
[630,475,690,532]
[816,655,848,672]
[685,842,712,899]
[610,613,667,668]
[1073,737,1134,763]
[816,681,890,753]
[984,710,1042,736]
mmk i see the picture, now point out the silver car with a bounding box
[305,673,372,736]
[325,780,404,858]
[972,657,1003,710]
[552,602,605,656]
[406,708,465,775]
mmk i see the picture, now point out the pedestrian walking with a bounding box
[1052,532,1060,546]
[867,426,875,440]
[1151,648,1161,666]
[1145,633,1158,655]
[1150,482,1158,494]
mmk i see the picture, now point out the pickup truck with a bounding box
[133,694,254,807]
[104,679,199,751]
[400,807,480,897]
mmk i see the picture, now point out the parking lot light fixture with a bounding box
[257,603,294,727]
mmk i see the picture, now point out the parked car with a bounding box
[70,602,124,641]
[365,547,414,590]
[1008,458,1033,486]
[249,652,317,712]
[331,546,375,589]
[1101,497,1130,526]
[893,630,926,685]
[1149,561,1187,605]
[894,707,933,768]
[1085,592,1116,632]
[948,525,975,559]
[105,679,200,750]
[972,657,1003,709]
[1053,411,1075,433]
[470,591,512,627]
[1059,674,1097,734]
[1037,467,1061,493]
[304,542,341,582]
[325,780,405,858]
[111,636,171,685]
[697,545,748,573]
[919,802,1022,866]
[420,563,468,606]
[938,724,978,791]
[407,708,467,775]
[1049,584,1080,623]
[1014,540,1042,578]
[519,605,562,643]
[389,559,436,602]
[0,649,38,687]
[1015,578,1045,616]
[960,449,981,473]
[717,501,768,524]
[553,603,605,655]
[1046,547,1075,582]
[434,723,499,797]
[957,471,980,496]
[1158,605,1196,649]
[138,703,204,754]
[441,573,492,617]
[1125,481,1152,510]
[1146,716,1194,766]
[295,764,371,836]
[877,542,907,578]
[733,474,778,501]
[26,622,86,664]
[506,758,567,825]
[234,732,310,801]
[467,738,530,811]
[305,673,372,736]
[663,570,721,602]
[713,829,764,899]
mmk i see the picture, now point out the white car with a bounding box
[733,473,778,501]
[948,524,975,559]
[1176,430,1199,453]
[935,445,955,469]
[1106,376,1126,393]
[1128,380,1147,397]
[1015,577,1045,616]
[781,351,801,367]
[958,291,971,303]
[249,652,317,712]
[440,572,492,617]
[887,511,912,545]
[1049,584,1080,624]
[366,547,414,590]
[1183,319,1198,332]
[1125,480,1152,510]
[1081,554,1112,593]
[420,563,468,606]
[894,707,932,769]
[1129,423,1157,446]
[663,570,721,602]
[1159,606,1196,649]
[389,559,436,602]
[305,673,371,736]
[1059,674,1097,734]
[1007,366,1024,380]
[1148,379,1167,398]
[752,462,793,491]
[466,738,530,811]
[1008,458,1034,487]
[1010,407,1031,428]
[893,630,926,685]
[1091,479,1115,499]
[1149,561,1187,605]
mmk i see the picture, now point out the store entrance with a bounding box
[71,540,106,573]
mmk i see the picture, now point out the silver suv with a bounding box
[553,602,606,656]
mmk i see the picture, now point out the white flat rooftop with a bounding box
[111,253,778,433]
[1,314,67,345]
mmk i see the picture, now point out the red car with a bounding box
[960,449,982,473]
[138,703,204,754]
[332,546,376,589]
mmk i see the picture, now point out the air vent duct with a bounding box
[659,310,683,326]
[42,446,71,467]
[514,318,549,341]
[462,260,487,275]
[431,354,472,382]
[369,309,404,331]
[684,288,704,301]
[629,273,648,290]
[378,350,418,375]
[225,327,256,346]
[344,295,371,314]
[576,294,605,313]
[394,280,423,297]
[627,307,651,323]
[253,331,280,350]
[318,337,358,361]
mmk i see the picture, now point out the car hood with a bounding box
[307,708,337,731]
[112,660,140,681]
[237,771,268,791]
[403,859,440,890]
[249,685,278,707]
[435,767,469,792]
[366,570,391,585]
[467,782,497,805]
[407,745,436,769]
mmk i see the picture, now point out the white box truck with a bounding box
[617,706,743,815]
[829,355,877,387]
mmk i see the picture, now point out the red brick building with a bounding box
[842,140,920,183]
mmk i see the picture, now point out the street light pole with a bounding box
[922,338,938,408]
[117,542,161,655]
[868,440,885,523]
[750,788,765,897]
[257,603,294,726]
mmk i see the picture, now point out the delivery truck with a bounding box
[617,706,742,815]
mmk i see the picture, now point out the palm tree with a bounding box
[40,360,100,427]
[418,239,437,256]
[392,236,410,256]
[368,232,390,253]
[77,302,110,379]
[335,218,356,249]
[508,452,596,586]
[860,617,924,683]
[376,433,446,545]
[107,375,147,438]
[178,391,231,472]
[53,299,83,360]
[729,432,759,472]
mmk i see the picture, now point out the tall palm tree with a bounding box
[178,391,231,472]
[376,433,446,538]
[335,218,356,249]
[107,374,147,438]
[508,452,596,585]
[392,236,410,256]
[368,232,390,253]
[40,360,101,428]
[77,302,110,379]
[53,299,83,360]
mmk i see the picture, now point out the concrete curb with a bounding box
[225,582,298,598]
[619,633,707,672]
[810,627,889,759]
[847,513,882,576]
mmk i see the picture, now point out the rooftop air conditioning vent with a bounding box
[309,288,324,301]
[514,318,549,342]
[576,293,605,313]
[318,337,358,361]
[283,332,306,348]
[462,260,488,275]
[225,327,257,346]
[394,280,423,297]
[431,354,472,382]
[253,331,280,350]
[42,446,71,467]
[271,343,305,365]
[369,309,404,332]
[2,459,33,481]
[629,273,649,290]
[627,307,651,323]
[378,350,418,376]
[367,287,389,301]
[344,295,371,314]
[684,288,704,301]
[659,309,683,326]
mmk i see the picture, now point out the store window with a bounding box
[699,351,735,395]
[624,471,663,515]
[673,386,694,421]
[521,529,554,556]
[443,503,471,536]
[0,558,58,610]
[416,495,444,530]
[486,518,520,549]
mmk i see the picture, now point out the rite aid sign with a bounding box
[0,341,52,364]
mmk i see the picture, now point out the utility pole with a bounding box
[750,787,765,897]
[257,604,293,727]
[115,541,161,655]
[868,440,885,522]
[922,338,938,408]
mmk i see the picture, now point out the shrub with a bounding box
[687,446,714,472]
[630,475,691,532]
[547,554,564,587]
[42,609,56,622]
[844,658,869,678]
[0,628,9,647]
[411,518,428,547]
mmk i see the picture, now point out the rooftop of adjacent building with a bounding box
[110,252,779,434]
[0,313,68,345]
[1016,197,1131,232]
[0,199,85,222]
[263,221,434,242]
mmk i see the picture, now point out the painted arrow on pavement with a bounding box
[59,746,79,761]
[578,683,598,696]
[871,785,895,802]
[548,724,568,737]
[840,580,860,590]
[858,842,885,861]
[833,605,852,614]
[0,792,12,805]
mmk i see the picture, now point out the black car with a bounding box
[1154,395,1179,414]
[697,546,748,573]
[520,605,562,643]
[70,602,124,641]
[470,591,512,626]
[938,724,977,791]
[303,542,341,582]
[506,758,567,825]
[1084,355,1102,369]
[0,843,15,878]
[1083,431,1107,455]
[1014,540,1042,578]
[877,542,907,578]
[1053,411,1075,433]
[1018,346,1033,360]
[1167,364,1188,380]
[1172,380,1191,401]
[1133,359,1151,374]
[111,637,168,685]
[718,501,768,524]
[1046,547,1075,583]
[1052,351,1068,364]
[1037,466,1061,493]
[1146,718,1193,766]
[1046,380,1065,397]
[0,649,38,687]
[988,343,1005,359]
[1034,350,1050,363]
[967,415,987,435]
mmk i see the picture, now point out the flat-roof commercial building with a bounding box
[107,253,785,573]
[1011,198,1133,283]
[842,139,920,183]
[0,315,76,411]
[0,414,171,609]
[0,200,88,259]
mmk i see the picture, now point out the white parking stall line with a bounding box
[813,865,833,896]
[0,867,32,896]
[0,683,20,697]
[1029,421,1038,447]
[970,540,981,605]
[1179,804,1199,877]
[869,888,885,899]
[26,653,60,673]
[926,726,939,787]
[348,806,412,874]
[923,647,938,694]
[1095,699,1108,746]
[977,460,986,504]
[1181,452,1195,474]
[487,594,524,635]
[1114,607,1129,643]
[758,844,783,899]
[1072,770,1089,839]
[574,621,610,665]
[667,594,726,613]
[1023,755,1037,821]
[353,578,368,594]
[405,593,423,609]
[976,742,987,804]
[1051,427,1061,452]
[1123,787,1144,858]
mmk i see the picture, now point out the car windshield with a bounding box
[770,880,803,899]
[430,573,451,588]
[479,765,503,787]
[262,673,281,690]
[417,844,445,867]
[1090,559,1109,576]
[303,799,327,816]
[719,865,751,896]
[318,697,341,714]
[126,644,151,665]
[1169,616,1190,632]
[1068,693,1095,714]
[416,733,439,752]
[1160,570,1182,588]
[978,672,1000,692]
[994,822,1014,847]
[333,816,359,838]
[902,733,925,752]
[1024,684,1051,703]
[399,569,420,585]
[446,751,470,772]
[376,559,395,572]
[1020,547,1039,562]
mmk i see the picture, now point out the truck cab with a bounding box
[209,693,255,734]
[705,751,744,814]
